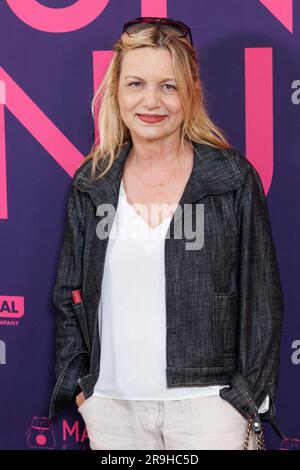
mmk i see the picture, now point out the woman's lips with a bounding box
[137,114,167,123]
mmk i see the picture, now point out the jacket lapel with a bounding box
[73,139,246,213]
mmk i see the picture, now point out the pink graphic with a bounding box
[0,67,85,219]
[0,81,7,219]
[0,80,5,104]
[245,48,273,194]
[0,2,277,220]
[141,0,167,16]
[63,419,89,443]
[6,0,110,33]
[259,0,293,33]
[26,416,55,449]
[0,295,24,319]
[280,436,300,450]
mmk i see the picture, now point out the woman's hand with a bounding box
[75,391,86,408]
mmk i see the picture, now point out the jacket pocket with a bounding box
[71,301,91,353]
[213,292,238,356]
[49,350,90,420]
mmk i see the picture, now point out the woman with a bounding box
[49,17,284,450]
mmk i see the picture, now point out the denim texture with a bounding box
[48,139,284,439]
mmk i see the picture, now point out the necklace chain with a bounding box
[131,151,183,188]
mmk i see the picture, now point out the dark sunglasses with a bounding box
[122,17,193,47]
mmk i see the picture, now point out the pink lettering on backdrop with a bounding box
[0,81,7,219]
[63,421,80,441]
[6,0,110,33]
[0,67,84,219]
[0,295,24,318]
[1,1,282,219]
[63,420,88,442]
[245,48,273,194]
[141,0,167,16]
[259,0,293,33]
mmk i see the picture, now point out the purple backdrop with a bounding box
[0,0,299,450]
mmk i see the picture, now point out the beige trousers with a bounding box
[78,394,256,450]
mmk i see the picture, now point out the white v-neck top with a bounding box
[92,179,227,400]
[92,179,269,411]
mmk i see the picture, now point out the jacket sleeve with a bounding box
[234,161,284,422]
[52,177,90,399]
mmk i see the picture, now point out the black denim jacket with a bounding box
[48,139,285,440]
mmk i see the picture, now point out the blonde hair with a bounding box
[80,24,233,181]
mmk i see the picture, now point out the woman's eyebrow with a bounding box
[124,75,176,82]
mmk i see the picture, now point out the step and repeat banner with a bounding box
[0,0,299,451]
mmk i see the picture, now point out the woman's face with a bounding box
[118,47,184,142]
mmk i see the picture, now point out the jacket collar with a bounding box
[73,138,246,208]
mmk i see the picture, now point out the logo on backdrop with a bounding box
[280,437,300,451]
[0,0,294,220]
[26,417,56,450]
[61,419,90,450]
[26,413,92,450]
[0,295,25,326]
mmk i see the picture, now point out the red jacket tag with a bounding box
[72,289,82,304]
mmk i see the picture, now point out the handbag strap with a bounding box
[243,418,266,450]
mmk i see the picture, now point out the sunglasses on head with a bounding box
[122,17,193,47]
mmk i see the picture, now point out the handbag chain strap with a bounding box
[243,418,266,450]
